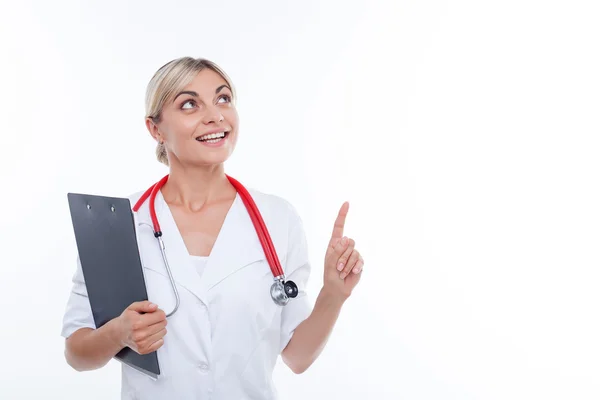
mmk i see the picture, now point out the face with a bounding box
[146,68,239,167]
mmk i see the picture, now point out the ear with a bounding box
[145,117,163,144]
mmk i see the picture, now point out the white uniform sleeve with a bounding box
[61,256,96,339]
[279,202,313,353]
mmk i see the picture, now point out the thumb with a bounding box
[128,300,158,313]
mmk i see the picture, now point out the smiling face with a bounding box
[146,67,239,167]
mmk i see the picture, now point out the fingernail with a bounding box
[353,267,359,274]
[340,272,346,279]
[342,237,348,245]
[337,262,344,271]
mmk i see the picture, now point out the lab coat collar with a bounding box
[134,188,266,305]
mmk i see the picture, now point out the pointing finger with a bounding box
[330,202,349,243]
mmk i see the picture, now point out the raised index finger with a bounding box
[330,201,349,242]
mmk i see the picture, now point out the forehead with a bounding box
[181,68,229,94]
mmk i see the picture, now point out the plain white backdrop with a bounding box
[1,0,599,398]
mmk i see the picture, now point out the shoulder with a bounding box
[125,189,146,203]
[246,187,302,223]
[123,189,149,210]
[245,187,309,259]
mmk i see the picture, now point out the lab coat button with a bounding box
[198,363,210,372]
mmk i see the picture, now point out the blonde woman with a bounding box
[61,56,364,399]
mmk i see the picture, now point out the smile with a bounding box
[196,131,229,142]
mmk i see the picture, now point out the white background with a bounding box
[1,0,599,399]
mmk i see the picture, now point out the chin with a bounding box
[196,153,233,166]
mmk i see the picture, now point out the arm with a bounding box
[64,301,167,371]
[281,288,345,374]
[61,258,167,371]
[280,202,364,374]
[65,321,124,371]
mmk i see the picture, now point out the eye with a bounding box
[217,94,232,104]
[181,99,196,109]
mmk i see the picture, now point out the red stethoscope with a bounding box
[132,174,298,314]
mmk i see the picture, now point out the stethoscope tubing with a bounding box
[156,235,180,317]
[132,174,295,312]
[227,175,284,278]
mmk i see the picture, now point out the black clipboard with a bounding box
[67,192,160,379]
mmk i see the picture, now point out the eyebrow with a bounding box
[215,84,230,94]
[173,85,232,102]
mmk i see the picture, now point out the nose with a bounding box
[201,105,224,124]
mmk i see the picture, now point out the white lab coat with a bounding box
[61,187,313,399]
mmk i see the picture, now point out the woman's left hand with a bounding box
[322,202,364,302]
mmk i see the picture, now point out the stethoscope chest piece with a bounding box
[270,278,298,306]
[284,280,298,298]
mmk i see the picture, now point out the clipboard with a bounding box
[67,192,161,379]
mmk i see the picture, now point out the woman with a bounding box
[61,56,364,399]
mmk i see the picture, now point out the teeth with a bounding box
[197,131,226,141]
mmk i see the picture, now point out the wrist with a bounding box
[106,316,127,349]
[318,286,348,308]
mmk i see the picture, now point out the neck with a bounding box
[161,163,233,212]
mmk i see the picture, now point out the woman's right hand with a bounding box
[116,301,167,355]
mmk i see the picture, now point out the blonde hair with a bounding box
[145,57,237,166]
